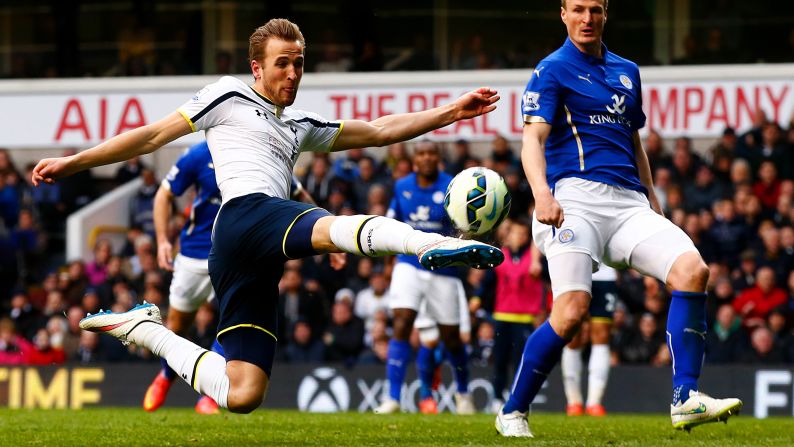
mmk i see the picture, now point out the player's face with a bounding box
[413,146,440,178]
[561,0,606,51]
[255,38,304,106]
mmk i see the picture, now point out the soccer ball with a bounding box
[444,167,511,236]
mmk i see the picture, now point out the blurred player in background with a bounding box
[144,140,335,414]
[375,141,475,415]
[34,18,503,414]
[495,0,741,437]
[560,264,617,417]
[410,290,473,415]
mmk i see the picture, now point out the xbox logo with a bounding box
[297,367,350,413]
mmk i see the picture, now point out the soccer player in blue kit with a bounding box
[374,141,474,415]
[494,0,742,437]
[33,18,503,414]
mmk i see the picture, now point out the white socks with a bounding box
[561,346,584,405]
[134,324,230,408]
[329,215,444,256]
[586,344,611,407]
[561,345,611,407]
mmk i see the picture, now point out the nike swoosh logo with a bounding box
[95,320,133,332]
[676,403,707,415]
[485,200,499,221]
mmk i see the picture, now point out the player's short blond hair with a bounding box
[561,0,608,9]
[248,18,306,63]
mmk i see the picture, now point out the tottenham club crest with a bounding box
[619,74,633,90]
[558,228,575,244]
[523,91,541,112]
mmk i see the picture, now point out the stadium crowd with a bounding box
[0,112,793,370]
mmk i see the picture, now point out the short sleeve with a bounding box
[297,111,344,153]
[176,77,237,132]
[521,63,560,125]
[386,192,401,221]
[631,66,646,130]
[162,146,199,196]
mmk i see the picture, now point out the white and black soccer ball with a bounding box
[444,167,511,236]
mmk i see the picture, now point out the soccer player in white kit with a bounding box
[495,0,741,437]
[33,18,503,414]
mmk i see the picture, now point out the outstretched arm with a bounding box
[32,112,192,185]
[331,87,499,150]
[632,131,663,216]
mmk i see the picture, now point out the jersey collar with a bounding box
[248,86,285,118]
[562,37,608,65]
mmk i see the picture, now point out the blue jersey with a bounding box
[163,141,221,259]
[387,172,457,276]
[522,38,647,194]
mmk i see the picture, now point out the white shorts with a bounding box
[389,262,465,327]
[533,178,697,285]
[168,254,215,313]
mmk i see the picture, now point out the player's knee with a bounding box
[668,252,709,291]
[552,292,590,338]
[227,393,264,414]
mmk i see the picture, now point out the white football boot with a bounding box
[79,302,162,346]
[455,392,476,415]
[670,390,743,431]
[495,405,533,438]
[417,237,504,270]
[374,398,401,414]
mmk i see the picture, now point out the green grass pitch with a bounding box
[1,409,793,446]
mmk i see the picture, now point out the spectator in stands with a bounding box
[115,156,148,185]
[285,319,325,363]
[58,148,95,213]
[352,156,382,212]
[707,276,737,324]
[8,291,41,340]
[709,199,749,268]
[616,313,667,366]
[739,326,787,364]
[683,213,718,264]
[0,170,20,228]
[757,227,793,283]
[490,134,518,174]
[129,168,158,236]
[644,129,671,171]
[748,122,787,175]
[85,239,113,286]
[25,327,66,365]
[127,233,154,277]
[683,165,728,213]
[0,318,25,364]
[382,143,408,175]
[471,320,495,367]
[354,268,391,333]
[504,167,532,219]
[767,307,792,351]
[346,258,374,293]
[187,303,217,350]
[302,155,334,208]
[445,139,475,176]
[669,136,702,186]
[323,297,365,366]
[754,161,783,212]
[359,334,390,365]
[21,162,65,233]
[705,304,748,363]
[710,127,738,166]
[653,167,672,212]
[313,43,352,73]
[278,267,327,345]
[75,330,103,363]
[733,266,788,328]
[332,148,364,184]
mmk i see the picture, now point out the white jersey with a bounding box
[177,76,343,203]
